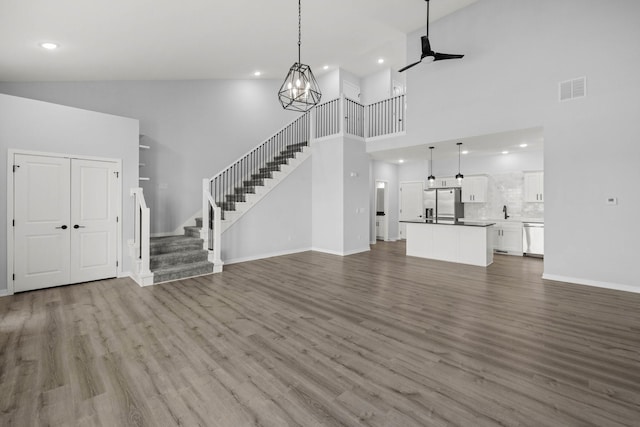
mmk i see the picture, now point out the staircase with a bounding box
[217,141,310,228]
[149,217,213,283]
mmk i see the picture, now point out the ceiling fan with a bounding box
[399,0,464,72]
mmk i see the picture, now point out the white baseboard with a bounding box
[0,289,10,298]
[223,247,313,265]
[311,246,371,257]
[118,271,132,279]
[542,273,640,294]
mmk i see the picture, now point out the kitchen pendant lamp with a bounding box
[427,146,436,187]
[455,142,464,184]
[278,0,321,112]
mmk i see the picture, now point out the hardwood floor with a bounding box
[1,241,639,426]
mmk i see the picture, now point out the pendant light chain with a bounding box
[298,0,301,64]
[428,146,436,186]
[456,142,464,183]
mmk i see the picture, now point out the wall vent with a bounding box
[559,76,587,102]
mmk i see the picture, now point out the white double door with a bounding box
[13,154,119,292]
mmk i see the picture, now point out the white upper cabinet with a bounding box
[462,175,488,203]
[524,171,544,202]
[428,176,460,188]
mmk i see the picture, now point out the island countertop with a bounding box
[404,221,494,266]
[400,220,496,228]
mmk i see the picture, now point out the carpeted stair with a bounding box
[149,217,213,283]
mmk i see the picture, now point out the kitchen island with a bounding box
[402,220,496,267]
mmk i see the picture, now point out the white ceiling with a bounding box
[0,0,477,82]
[368,127,545,163]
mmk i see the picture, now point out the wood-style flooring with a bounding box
[1,241,639,426]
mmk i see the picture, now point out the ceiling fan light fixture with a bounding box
[278,0,321,112]
[398,0,464,73]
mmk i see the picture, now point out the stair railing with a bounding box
[129,187,154,286]
[201,179,224,272]
[366,94,406,138]
[208,111,311,213]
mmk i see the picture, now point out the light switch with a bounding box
[606,197,617,205]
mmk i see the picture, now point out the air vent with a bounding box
[559,76,587,102]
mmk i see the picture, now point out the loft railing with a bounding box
[129,187,153,286]
[344,96,365,138]
[367,94,405,138]
[315,98,341,138]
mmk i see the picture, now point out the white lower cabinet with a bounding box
[376,215,387,239]
[493,222,523,255]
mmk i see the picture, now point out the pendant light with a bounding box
[278,0,321,112]
[455,142,464,184]
[427,146,436,187]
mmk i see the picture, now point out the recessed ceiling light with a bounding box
[399,159,404,163]
[254,71,262,77]
[323,65,329,70]
[462,150,469,155]
[519,143,528,148]
[40,42,59,50]
[377,58,385,64]
[502,151,509,155]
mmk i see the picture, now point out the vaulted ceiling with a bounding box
[0,0,476,81]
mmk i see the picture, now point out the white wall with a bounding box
[0,80,295,235]
[0,94,138,292]
[316,69,340,102]
[398,150,544,182]
[369,0,640,290]
[361,69,391,104]
[342,137,370,254]
[221,158,312,263]
[312,137,344,254]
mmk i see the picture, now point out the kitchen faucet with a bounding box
[503,205,509,220]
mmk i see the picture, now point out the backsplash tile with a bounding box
[464,172,544,220]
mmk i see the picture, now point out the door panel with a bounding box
[70,159,118,283]
[14,154,71,291]
[400,182,424,221]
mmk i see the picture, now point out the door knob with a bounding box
[55,225,68,230]
[73,224,85,229]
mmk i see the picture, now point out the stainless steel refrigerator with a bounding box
[436,188,464,223]
[423,189,436,220]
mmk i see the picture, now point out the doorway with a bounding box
[375,180,389,241]
[8,151,121,293]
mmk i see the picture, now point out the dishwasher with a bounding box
[523,222,544,257]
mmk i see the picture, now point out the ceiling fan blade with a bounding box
[398,60,422,73]
[420,36,433,57]
[433,52,465,61]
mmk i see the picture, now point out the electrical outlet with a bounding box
[606,197,618,206]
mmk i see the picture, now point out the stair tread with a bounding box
[151,249,207,260]
[150,235,203,246]
[152,260,213,275]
